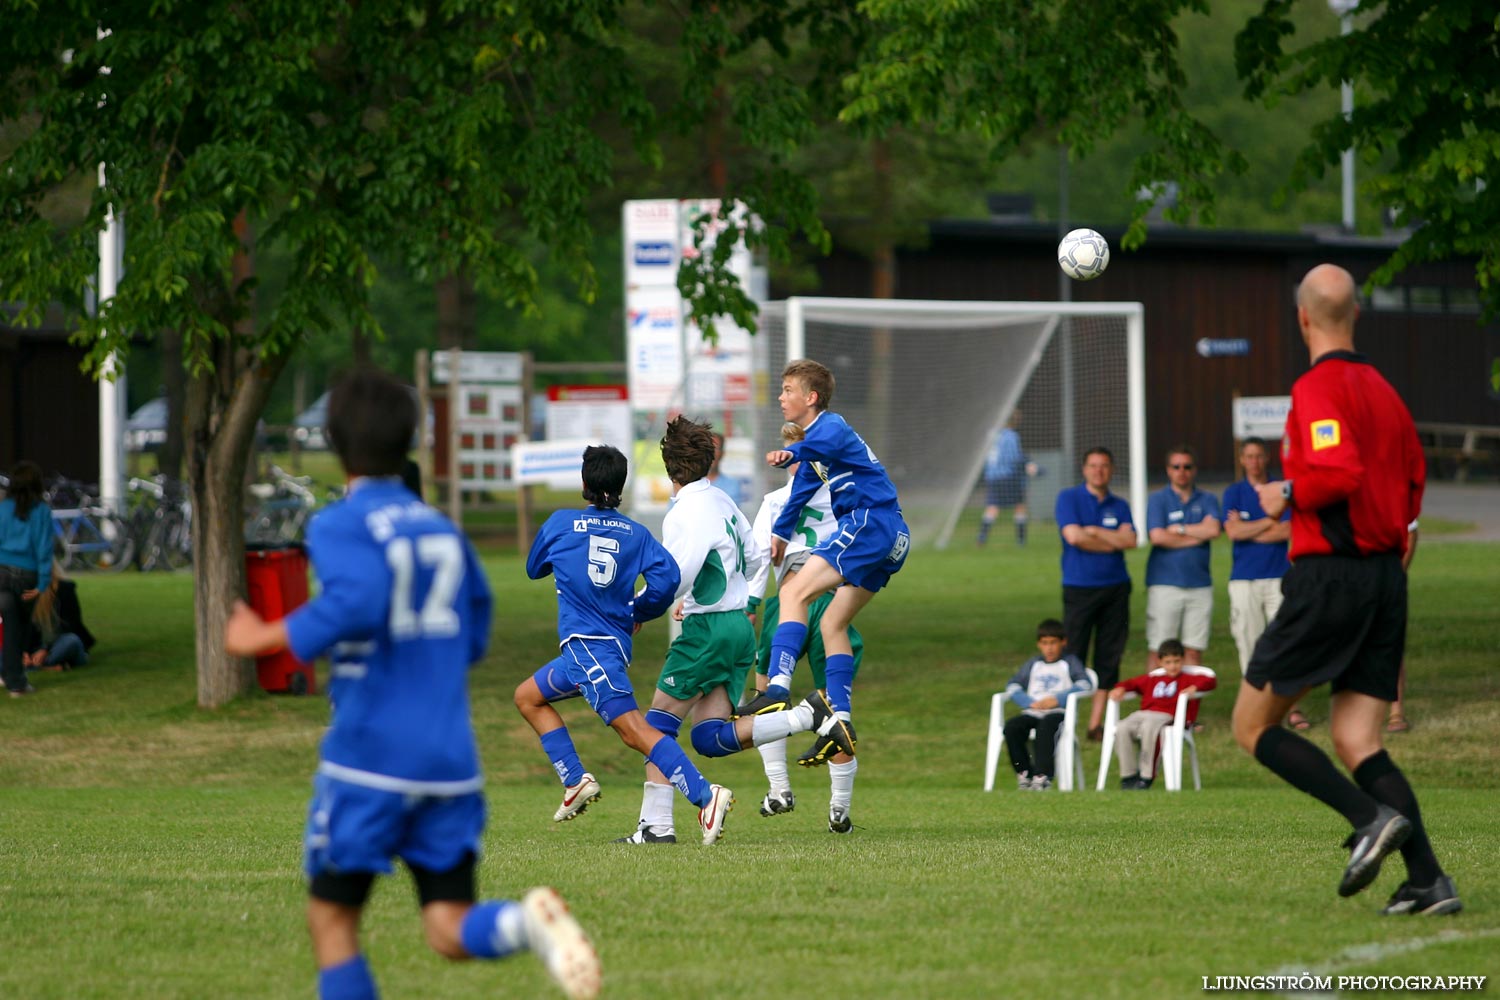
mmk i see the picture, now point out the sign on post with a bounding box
[1233,396,1292,440]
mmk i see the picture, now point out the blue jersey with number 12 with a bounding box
[285,478,492,791]
[527,506,681,654]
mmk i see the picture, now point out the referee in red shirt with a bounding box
[1230,264,1459,916]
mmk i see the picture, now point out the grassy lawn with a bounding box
[2,523,1496,998]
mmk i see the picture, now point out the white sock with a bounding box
[758,738,790,793]
[642,780,674,835]
[752,703,813,745]
[828,758,858,812]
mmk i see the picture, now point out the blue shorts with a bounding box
[814,506,910,592]
[536,637,638,725]
[303,773,485,880]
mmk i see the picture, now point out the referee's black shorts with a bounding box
[1245,553,1407,700]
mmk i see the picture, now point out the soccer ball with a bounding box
[1057,228,1110,281]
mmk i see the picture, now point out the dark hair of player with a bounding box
[783,359,835,411]
[1036,618,1067,641]
[326,367,417,478]
[660,415,715,486]
[1158,638,1186,659]
[581,445,627,510]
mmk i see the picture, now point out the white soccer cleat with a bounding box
[698,783,735,845]
[521,886,602,1000]
[552,773,602,823]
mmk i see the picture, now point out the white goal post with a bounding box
[752,297,1146,550]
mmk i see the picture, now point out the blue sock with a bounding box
[647,735,712,807]
[645,708,682,741]
[459,900,524,959]
[319,955,378,1000]
[538,728,585,786]
[825,653,855,713]
[766,621,808,691]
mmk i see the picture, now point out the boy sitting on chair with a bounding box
[1109,639,1216,789]
[1002,618,1092,791]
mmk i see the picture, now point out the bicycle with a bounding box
[47,478,136,573]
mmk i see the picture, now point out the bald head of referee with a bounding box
[1296,263,1359,359]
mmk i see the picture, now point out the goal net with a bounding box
[750,298,1145,549]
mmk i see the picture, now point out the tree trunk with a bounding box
[434,271,475,350]
[188,212,290,708]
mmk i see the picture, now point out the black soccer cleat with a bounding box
[828,806,852,834]
[801,689,835,732]
[1380,875,1462,916]
[613,823,676,845]
[798,716,857,767]
[1338,804,1411,897]
[733,688,792,719]
[759,788,796,817]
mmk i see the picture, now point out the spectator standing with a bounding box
[1222,437,1299,725]
[977,410,1038,546]
[0,460,54,697]
[1055,447,1137,740]
[1144,445,1222,671]
[1231,264,1458,915]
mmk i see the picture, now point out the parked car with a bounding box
[126,397,168,452]
[292,392,329,450]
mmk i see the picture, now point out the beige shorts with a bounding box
[1228,576,1285,674]
[1146,585,1212,651]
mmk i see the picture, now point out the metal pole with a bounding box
[1330,1,1357,232]
[97,163,126,512]
[1058,145,1077,483]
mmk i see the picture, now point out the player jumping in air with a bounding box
[738,359,911,782]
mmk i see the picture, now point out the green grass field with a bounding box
[2,526,1496,998]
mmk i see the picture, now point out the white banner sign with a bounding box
[1233,395,1292,440]
[431,350,524,385]
[623,199,680,289]
[512,439,596,488]
[626,286,685,411]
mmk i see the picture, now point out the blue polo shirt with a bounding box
[1222,479,1291,581]
[1144,485,1221,588]
[1055,484,1134,588]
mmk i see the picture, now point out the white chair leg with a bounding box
[984,693,1003,791]
[1058,694,1079,792]
[1188,734,1201,790]
[1096,699,1120,791]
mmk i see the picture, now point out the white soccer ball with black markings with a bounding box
[1057,228,1110,281]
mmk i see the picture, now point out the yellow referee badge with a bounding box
[1310,419,1341,450]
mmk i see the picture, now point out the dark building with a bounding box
[797,219,1500,479]
[1,306,100,481]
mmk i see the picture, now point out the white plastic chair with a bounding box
[984,668,1098,792]
[1095,666,1216,792]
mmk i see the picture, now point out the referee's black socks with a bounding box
[1254,726,1379,828]
[1354,749,1443,886]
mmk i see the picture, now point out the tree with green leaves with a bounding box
[1236,0,1500,312]
[0,3,669,706]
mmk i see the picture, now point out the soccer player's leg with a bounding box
[517,658,598,822]
[406,794,603,999]
[305,775,400,1000]
[759,555,843,703]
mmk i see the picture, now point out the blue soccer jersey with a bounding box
[1222,479,1291,580]
[527,506,681,651]
[284,477,492,792]
[771,411,902,543]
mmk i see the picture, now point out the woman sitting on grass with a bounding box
[23,560,96,672]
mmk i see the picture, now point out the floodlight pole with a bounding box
[1329,0,1357,232]
[97,101,126,511]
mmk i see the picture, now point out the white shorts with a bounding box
[1146,585,1212,651]
[1227,576,1285,674]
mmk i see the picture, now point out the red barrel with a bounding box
[245,544,316,695]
